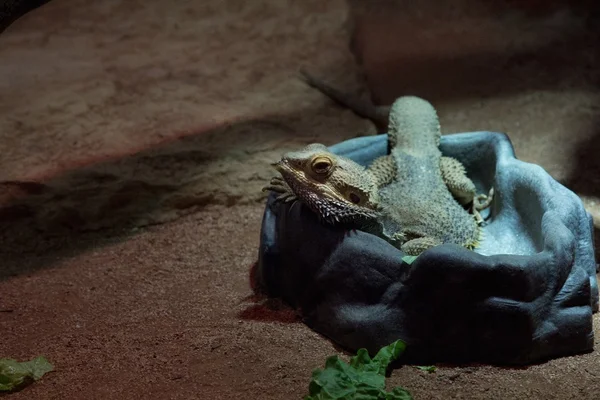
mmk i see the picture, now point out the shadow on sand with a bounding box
[0,109,342,280]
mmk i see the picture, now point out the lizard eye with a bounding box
[348,192,362,204]
[311,156,333,174]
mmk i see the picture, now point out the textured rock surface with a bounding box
[258,132,599,364]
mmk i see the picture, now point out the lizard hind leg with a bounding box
[471,187,495,225]
[400,236,442,256]
[439,156,478,205]
[473,187,494,210]
[440,157,494,224]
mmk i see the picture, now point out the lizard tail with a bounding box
[299,69,390,131]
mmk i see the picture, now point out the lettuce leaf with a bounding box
[401,256,418,265]
[0,356,54,392]
[305,340,413,399]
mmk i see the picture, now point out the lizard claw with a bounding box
[473,210,485,226]
[263,176,297,203]
[473,187,494,211]
[471,188,494,226]
[262,177,287,193]
[276,193,297,203]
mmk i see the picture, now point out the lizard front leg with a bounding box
[400,236,442,256]
[262,176,297,203]
[440,156,493,224]
[390,229,441,256]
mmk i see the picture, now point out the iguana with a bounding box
[263,73,493,255]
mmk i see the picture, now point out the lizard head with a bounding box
[271,143,381,224]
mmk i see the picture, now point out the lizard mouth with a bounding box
[272,160,379,224]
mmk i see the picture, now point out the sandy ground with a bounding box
[1,0,599,399]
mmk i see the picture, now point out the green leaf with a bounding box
[372,340,406,373]
[0,356,54,392]
[385,387,414,400]
[401,256,418,265]
[304,340,413,400]
[414,365,437,373]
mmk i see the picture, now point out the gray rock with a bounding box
[256,132,598,365]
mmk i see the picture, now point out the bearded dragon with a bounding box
[263,74,493,255]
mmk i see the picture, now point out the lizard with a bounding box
[262,73,493,256]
